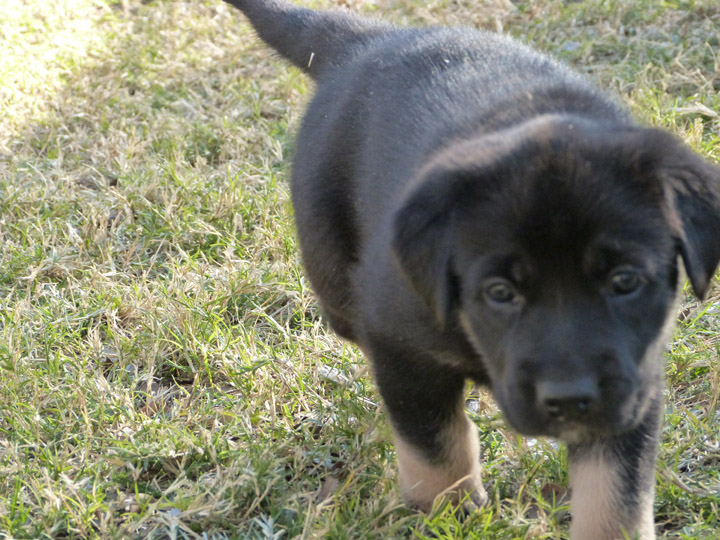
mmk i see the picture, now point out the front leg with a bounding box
[367,340,487,512]
[568,395,663,540]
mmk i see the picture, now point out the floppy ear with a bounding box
[390,116,555,325]
[391,168,467,327]
[662,148,720,299]
[618,127,720,298]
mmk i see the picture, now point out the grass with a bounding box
[0,0,718,538]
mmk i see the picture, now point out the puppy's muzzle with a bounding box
[536,377,600,422]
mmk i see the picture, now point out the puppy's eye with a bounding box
[609,268,642,296]
[483,279,520,305]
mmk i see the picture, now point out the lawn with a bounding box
[0,0,718,538]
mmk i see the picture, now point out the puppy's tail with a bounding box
[223,0,388,79]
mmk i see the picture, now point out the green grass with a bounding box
[0,0,719,538]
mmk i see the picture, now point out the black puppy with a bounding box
[223,1,720,538]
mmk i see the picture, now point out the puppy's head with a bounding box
[392,115,720,440]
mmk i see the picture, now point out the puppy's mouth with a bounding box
[495,382,649,442]
[503,409,639,442]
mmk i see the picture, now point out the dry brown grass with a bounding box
[0,1,718,538]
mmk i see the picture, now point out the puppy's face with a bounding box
[454,165,677,440]
[393,115,720,441]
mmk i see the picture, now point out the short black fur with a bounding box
[222,2,720,538]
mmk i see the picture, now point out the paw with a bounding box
[396,438,487,514]
[394,415,486,513]
[405,478,488,514]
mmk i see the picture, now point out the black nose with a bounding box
[536,378,600,421]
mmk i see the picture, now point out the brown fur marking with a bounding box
[394,410,486,512]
